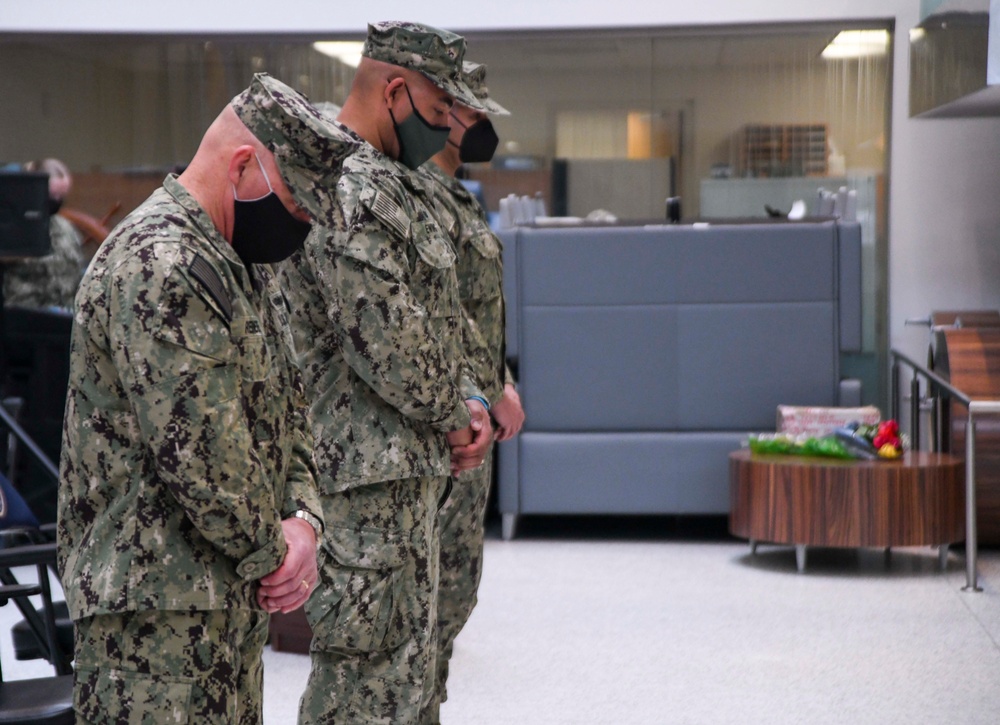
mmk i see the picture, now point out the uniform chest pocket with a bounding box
[231,317,269,383]
[414,233,457,269]
[468,227,501,260]
[461,229,503,302]
[412,234,460,319]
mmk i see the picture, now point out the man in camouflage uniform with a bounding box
[57,73,352,724]
[280,21,497,725]
[3,158,85,310]
[415,61,525,724]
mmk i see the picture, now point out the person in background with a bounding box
[416,60,525,724]
[57,73,352,724]
[3,158,85,310]
[280,20,496,725]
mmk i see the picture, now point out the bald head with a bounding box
[339,57,455,159]
[189,106,268,175]
[177,105,306,244]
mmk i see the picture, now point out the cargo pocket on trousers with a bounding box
[306,525,406,654]
[74,665,195,724]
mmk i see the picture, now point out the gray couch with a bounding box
[496,220,862,539]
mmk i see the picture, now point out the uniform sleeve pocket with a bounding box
[305,525,406,654]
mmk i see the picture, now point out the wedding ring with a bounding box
[301,579,310,591]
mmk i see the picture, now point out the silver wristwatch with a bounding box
[290,509,323,539]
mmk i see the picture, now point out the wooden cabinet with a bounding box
[737,123,828,178]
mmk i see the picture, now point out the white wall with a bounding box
[0,1,912,33]
[7,0,1000,369]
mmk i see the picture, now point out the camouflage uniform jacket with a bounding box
[3,214,85,309]
[280,136,482,493]
[57,175,322,621]
[418,163,513,404]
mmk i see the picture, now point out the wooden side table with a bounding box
[729,449,965,571]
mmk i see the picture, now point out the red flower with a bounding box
[872,420,901,451]
[877,420,899,437]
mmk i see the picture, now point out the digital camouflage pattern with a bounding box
[3,213,85,309]
[362,21,483,111]
[461,61,510,116]
[300,475,445,724]
[281,130,483,722]
[421,448,493,723]
[280,136,482,493]
[416,161,513,723]
[58,75,345,724]
[74,608,269,724]
[57,175,322,620]
[233,73,357,230]
[417,162,509,404]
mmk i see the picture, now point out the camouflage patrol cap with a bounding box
[231,73,356,227]
[362,21,485,111]
[462,61,510,116]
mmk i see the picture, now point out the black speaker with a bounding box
[0,172,52,259]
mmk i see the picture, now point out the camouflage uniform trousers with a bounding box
[300,475,446,725]
[73,607,269,724]
[419,450,493,724]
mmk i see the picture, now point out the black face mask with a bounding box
[389,84,451,170]
[449,113,500,164]
[231,154,311,266]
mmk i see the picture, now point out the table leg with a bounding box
[795,544,807,572]
[750,539,758,555]
[939,544,949,570]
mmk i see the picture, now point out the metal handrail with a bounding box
[891,347,999,591]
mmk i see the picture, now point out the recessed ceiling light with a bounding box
[821,30,889,59]
[312,41,364,67]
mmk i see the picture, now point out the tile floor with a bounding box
[6,517,999,724]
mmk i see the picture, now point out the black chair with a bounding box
[1,306,73,526]
[0,529,72,672]
[0,541,74,724]
[0,396,73,669]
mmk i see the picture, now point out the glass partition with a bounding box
[0,21,892,405]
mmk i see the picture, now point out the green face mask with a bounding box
[389,84,451,170]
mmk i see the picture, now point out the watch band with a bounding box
[291,509,323,538]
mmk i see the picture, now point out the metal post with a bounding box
[910,374,921,451]
[929,382,940,453]
[890,350,1000,593]
[964,410,981,591]
[891,360,900,422]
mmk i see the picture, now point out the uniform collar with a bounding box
[163,174,259,292]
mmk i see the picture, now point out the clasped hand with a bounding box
[446,398,493,474]
[256,517,319,613]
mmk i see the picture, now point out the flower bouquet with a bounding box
[748,419,906,461]
[835,419,905,460]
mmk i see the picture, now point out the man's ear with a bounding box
[227,145,256,188]
[384,76,407,107]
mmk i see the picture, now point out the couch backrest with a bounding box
[500,221,861,431]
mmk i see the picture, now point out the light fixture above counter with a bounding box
[909,0,1000,117]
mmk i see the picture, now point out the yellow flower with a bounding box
[878,443,902,459]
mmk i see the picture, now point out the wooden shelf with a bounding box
[737,123,828,178]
